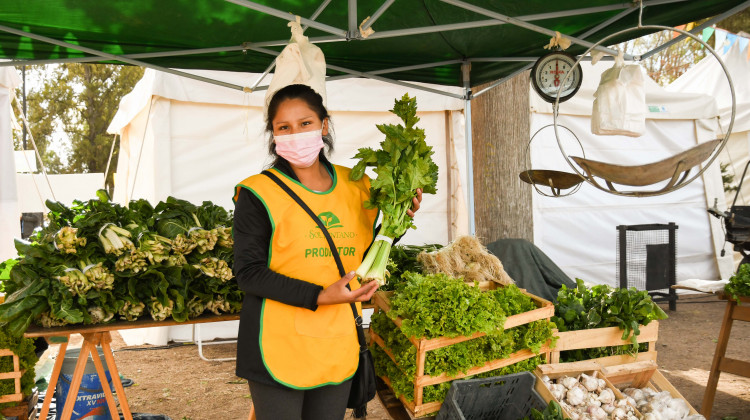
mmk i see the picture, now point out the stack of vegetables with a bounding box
[724,263,750,302]
[540,373,641,420]
[370,268,556,407]
[552,279,668,362]
[0,191,241,337]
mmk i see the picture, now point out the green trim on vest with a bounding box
[258,299,356,390]
[269,165,338,195]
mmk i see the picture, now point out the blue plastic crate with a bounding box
[436,371,547,420]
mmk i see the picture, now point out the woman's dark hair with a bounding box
[266,84,333,167]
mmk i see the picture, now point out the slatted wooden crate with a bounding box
[371,288,554,417]
[0,348,24,405]
[550,321,660,364]
[534,361,644,419]
[602,359,700,416]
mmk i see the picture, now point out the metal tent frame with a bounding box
[1,0,749,234]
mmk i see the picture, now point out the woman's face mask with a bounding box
[271,98,328,168]
[274,129,324,168]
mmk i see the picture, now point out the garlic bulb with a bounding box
[567,386,587,406]
[550,383,566,401]
[598,388,615,405]
[602,403,616,414]
[542,375,551,385]
[611,407,627,419]
[667,398,690,418]
[562,376,579,389]
[586,405,608,420]
[580,373,600,392]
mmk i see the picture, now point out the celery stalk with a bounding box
[364,240,392,286]
[356,240,381,281]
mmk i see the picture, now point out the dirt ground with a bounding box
[38,293,749,420]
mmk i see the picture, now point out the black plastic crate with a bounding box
[436,371,547,420]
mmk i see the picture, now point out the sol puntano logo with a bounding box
[305,211,358,258]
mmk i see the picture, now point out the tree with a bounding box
[613,26,706,86]
[716,8,750,34]
[13,63,144,192]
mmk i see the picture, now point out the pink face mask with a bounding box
[274,129,324,168]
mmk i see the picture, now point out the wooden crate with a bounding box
[371,289,554,417]
[550,321,660,364]
[602,360,700,416]
[534,361,642,419]
[0,349,24,405]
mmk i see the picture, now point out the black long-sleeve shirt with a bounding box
[233,157,390,385]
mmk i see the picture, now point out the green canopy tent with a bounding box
[1,0,748,232]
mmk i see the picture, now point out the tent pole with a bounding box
[473,64,533,99]
[0,45,248,67]
[462,62,476,236]
[348,0,358,38]
[223,0,347,37]
[640,0,750,60]
[578,7,639,39]
[0,24,247,92]
[360,0,396,31]
[240,43,466,99]
[439,0,636,60]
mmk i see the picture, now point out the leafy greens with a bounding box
[349,94,439,285]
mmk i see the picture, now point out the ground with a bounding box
[39,293,749,420]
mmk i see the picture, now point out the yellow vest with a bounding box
[234,165,379,389]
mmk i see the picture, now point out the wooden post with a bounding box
[38,338,68,420]
[100,332,134,420]
[85,333,120,420]
[470,71,532,244]
[59,340,93,419]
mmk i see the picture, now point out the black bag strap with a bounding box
[262,170,368,348]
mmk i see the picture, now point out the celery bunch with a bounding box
[349,94,438,285]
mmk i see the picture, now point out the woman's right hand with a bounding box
[317,271,379,305]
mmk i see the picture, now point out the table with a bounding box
[24,313,240,420]
[701,293,750,418]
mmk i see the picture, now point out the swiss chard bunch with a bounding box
[725,263,750,303]
[0,190,240,337]
[350,94,439,285]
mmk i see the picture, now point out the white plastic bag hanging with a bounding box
[264,16,327,119]
[591,51,646,137]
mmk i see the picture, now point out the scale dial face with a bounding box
[530,51,583,103]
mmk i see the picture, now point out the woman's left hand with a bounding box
[406,188,423,218]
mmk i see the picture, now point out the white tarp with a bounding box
[0,68,21,261]
[529,60,732,287]
[16,173,105,213]
[109,69,469,345]
[668,42,750,267]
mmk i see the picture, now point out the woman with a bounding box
[233,84,421,420]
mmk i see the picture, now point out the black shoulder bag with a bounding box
[262,170,377,416]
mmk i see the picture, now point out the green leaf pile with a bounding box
[725,263,750,303]
[370,272,555,409]
[552,279,668,362]
[0,191,241,337]
[0,326,37,407]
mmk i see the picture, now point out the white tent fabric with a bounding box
[668,42,750,134]
[529,60,732,287]
[668,42,750,267]
[0,68,21,261]
[108,69,469,345]
[16,173,105,213]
